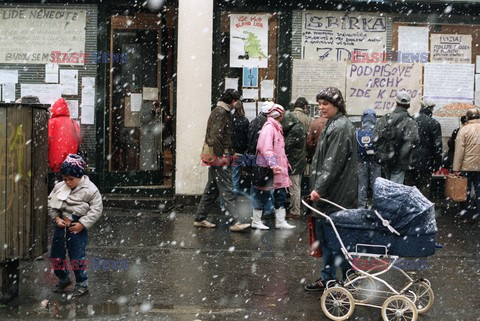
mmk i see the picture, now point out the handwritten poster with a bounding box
[346,63,423,116]
[230,14,268,68]
[431,34,472,64]
[0,8,86,64]
[398,26,429,54]
[302,11,386,61]
[292,59,346,104]
[424,63,474,107]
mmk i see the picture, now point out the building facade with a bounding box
[1,0,479,199]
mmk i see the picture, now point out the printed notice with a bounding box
[431,34,472,64]
[260,80,274,99]
[0,69,18,83]
[130,93,142,112]
[292,59,347,104]
[244,102,257,122]
[302,11,386,61]
[242,88,259,100]
[60,69,78,95]
[80,105,95,125]
[398,26,429,54]
[21,83,61,105]
[225,77,239,91]
[1,83,16,102]
[424,63,474,107]
[66,99,79,119]
[45,63,59,83]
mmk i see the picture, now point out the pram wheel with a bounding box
[320,286,355,320]
[381,295,418,321]
[406,281,434,314]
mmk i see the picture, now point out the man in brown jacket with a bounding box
[453,108,480,219]
[194,89,251,231]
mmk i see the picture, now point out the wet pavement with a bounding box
[0,196,479,321]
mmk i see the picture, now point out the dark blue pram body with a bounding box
[323,178,437,257]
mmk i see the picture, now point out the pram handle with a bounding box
[355,243,388,256]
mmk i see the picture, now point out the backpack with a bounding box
[373,113,404,165]
[356,129,375,159]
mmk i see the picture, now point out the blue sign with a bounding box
[243,67,258,88]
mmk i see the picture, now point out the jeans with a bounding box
[384,167,406,184]
[252,188,287,210]
[195,165,239,224]
[50,216,88,287]
[289,174,302,215]
[462,171,480,216]
[315,217,351,281]
[231,155,244,196]
[250,186,274,215]
[358,159,381,208]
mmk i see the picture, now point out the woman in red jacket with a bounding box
[48,98,81,173]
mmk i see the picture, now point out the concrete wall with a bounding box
[175,0,213,195]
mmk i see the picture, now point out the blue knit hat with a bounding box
[60,154,86,178]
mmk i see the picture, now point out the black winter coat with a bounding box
[232,115,249,154]
[282,111,307,175]
[247,113,268,155]
[410,108,442,173]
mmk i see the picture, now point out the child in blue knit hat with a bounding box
[48,154,103,298]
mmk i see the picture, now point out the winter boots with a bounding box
[275,208,295,229]
[251,209,270,230]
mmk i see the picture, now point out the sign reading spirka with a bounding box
[302,11,386,61]
[0,8,86,64]
[346,63,423,116]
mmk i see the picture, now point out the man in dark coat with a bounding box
[304,87,358,291]
[373,91,419,184]
[406,100,442,198]
[231,102,249,196]
[282,111,307,219]
[194,89,251,232]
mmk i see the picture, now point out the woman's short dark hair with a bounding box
[316,87,347,115]
[220,89,241,105]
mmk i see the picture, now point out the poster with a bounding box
[230,14,268,68]
[476,55,480,73]
[225,77,238,91]
[291,59,347,104]
[81,105,95,125]
[242,88,258,100]
[243,102,257,122]
[345,63,423,115]
[20,83,61,105]
[260,80,274,99]
[431,34,472,64]
[45,63,59,83]
[0,8,87,65]
[423,63,474,107]
[1,83,15,102]
[0,69,18,83]
[66,99,79,119]
[243,67,258,87]
[302,11,386,61]
[60,69,78,95]
[130,93,142,112]
[398,26,429,55]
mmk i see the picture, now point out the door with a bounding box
[107,14,173,187]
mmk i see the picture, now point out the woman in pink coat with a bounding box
[251,104,295,230]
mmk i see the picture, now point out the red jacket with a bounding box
[48,98,81,172]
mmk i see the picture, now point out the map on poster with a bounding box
[230,14,268,68]
[431,34,472,64]
[291,59,346,104]
[301,11,386,61]
[0,8,86,65]
[346,63,423,116]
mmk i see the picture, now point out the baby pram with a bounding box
[302,178,437,321]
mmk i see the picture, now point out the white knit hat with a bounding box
[261,101,275,114]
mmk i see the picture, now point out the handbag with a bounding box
[444,174,468,202]
[200,142,215,165]
[252,165,274,187]
[307,215,322,258]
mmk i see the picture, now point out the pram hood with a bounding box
[372,177,437,234]
[328,177,437,235]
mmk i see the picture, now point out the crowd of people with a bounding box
[196,87,480,289]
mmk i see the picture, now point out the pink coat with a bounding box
[256,117,291,190]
